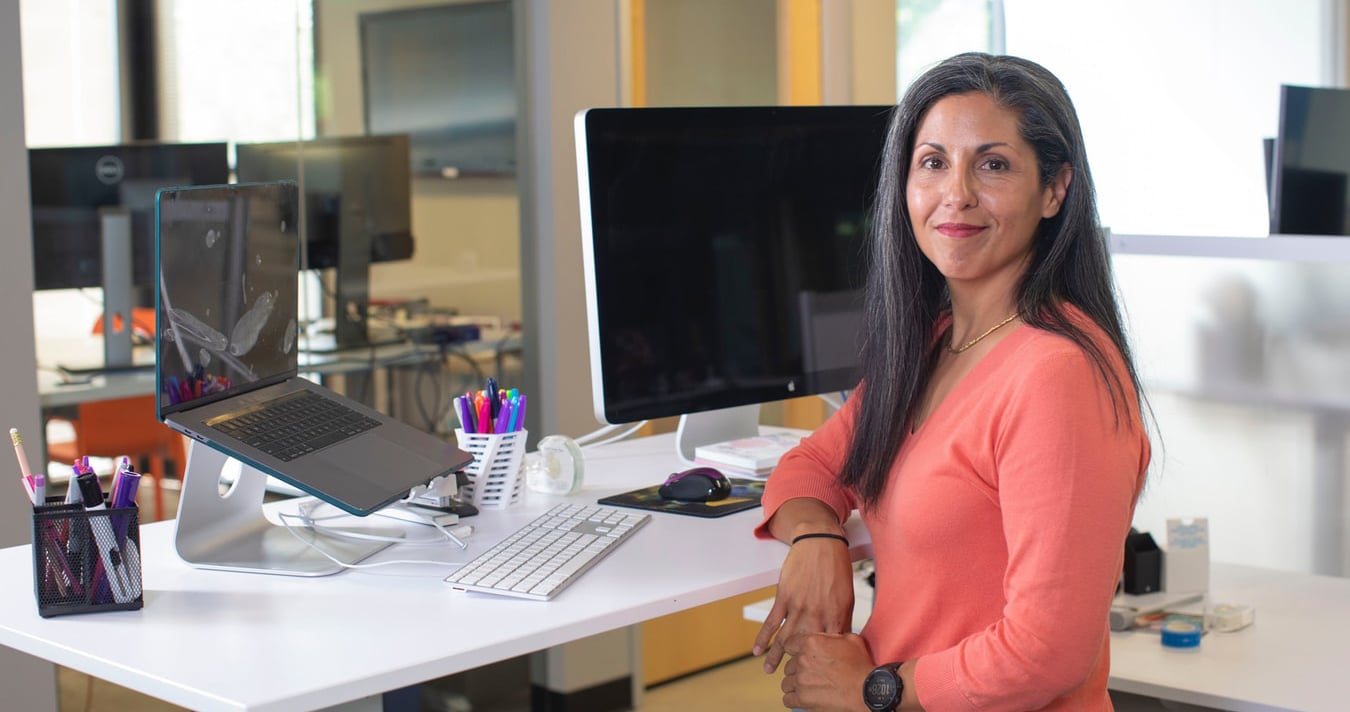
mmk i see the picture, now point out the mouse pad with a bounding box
[598,478,764,518]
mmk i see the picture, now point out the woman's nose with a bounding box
[942,169,977,209]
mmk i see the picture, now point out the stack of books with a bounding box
[692,432,803,477]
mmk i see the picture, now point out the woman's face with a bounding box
[906,92,1070,289]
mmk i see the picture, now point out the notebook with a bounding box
[154,181,474,516]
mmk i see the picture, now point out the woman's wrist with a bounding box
[791,532,849,546]
[788,521,847,542]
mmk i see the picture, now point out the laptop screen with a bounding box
[156,181,300,417]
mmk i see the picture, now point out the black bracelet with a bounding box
[791,532,849,546]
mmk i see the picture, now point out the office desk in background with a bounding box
[37,333,521,408]
[745,562,1350,712]
[0,433,865,712]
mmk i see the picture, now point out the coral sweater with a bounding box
[756,310,1150,711]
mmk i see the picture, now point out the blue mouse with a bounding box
[658,466,732,502]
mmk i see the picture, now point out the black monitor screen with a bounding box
[234,134,414,268]
[1272,84,1350,235]
[360,2,515,176]
[29,142,230,291]
[576,106,890,424]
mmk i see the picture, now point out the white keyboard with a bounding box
[444,503,650,600]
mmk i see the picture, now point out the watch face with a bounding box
[863,667,900,710]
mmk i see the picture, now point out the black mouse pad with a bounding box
[597,478,764,518]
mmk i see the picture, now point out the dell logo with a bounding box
[95,155,125,185]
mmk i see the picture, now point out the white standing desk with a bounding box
[0,433,869,712]
[746,562,1350,712]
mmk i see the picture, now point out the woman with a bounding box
[751,52,1152,711]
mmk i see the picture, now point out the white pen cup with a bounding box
[454,429,527,509]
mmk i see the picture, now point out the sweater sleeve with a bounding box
[752,394,860,540]
[916,348,1148,711]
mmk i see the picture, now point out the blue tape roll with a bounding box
[1160,620,1202,648]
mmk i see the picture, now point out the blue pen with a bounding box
[485,377,500,419]
[515,394,526,431]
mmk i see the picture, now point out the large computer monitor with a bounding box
[1271,84,1350,236]
[575,106,890,460]
[29,141,231,297]
[234,134,415,350]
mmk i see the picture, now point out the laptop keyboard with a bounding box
[210,390,380,462]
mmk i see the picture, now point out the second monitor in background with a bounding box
[1270,84,1350,236]
[235,134,415,351]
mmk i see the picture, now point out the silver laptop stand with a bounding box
[174,441,393,576]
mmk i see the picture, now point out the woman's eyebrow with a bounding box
[916,141,1014,153]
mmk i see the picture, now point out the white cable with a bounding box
[572,423,625,445]
[283,501,469,548]
[581,420,648,449]
[818,392,844,411]
[277,513,468,572]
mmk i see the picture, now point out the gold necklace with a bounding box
[946,313,1019,354]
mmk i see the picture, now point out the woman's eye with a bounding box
[918,156,944,170]
[983,157,1008,171]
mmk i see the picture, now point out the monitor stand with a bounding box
[174,441,395,576]
[98,207,135,370]
[674,404,761,464]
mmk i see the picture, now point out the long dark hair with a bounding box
[840,52,1147,508]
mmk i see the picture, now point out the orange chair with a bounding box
[47,395,185,522]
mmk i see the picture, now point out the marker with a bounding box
[77,473,137,604]
[456,396,475,434]
[10,428,43,506]
[485,377,500,419]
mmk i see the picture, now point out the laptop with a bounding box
[154,180,474,516]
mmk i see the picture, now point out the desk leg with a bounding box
[529,628,636,711]
[0,648,57,711]
[315,695,380,711]
[1311,415,1348,576]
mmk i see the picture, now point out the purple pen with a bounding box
[456,395,475,434]
[494,396,512,433]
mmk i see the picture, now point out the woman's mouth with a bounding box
[936,223,985,238]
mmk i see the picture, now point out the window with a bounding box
[897,0,997,91]
[19,0,121,147]
[156,0,316,144]
[897,0,1333,237]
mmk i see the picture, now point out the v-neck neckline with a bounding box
[910,319,1029,435]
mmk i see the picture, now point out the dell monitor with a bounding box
[234,134,415,350]
[29,141,231,298]
[1271,84,1350,235]
[575,106,890,460]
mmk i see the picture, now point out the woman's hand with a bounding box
[752,531,855,674]
[780,632,875,711]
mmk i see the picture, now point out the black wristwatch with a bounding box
[863,662,904,711]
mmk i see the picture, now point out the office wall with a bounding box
[314,0,522,324]
[0,1,61,707]
[643,0,777,107]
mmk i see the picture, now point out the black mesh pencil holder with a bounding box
[32,499,144,617]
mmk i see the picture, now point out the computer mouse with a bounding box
[658,467,731,502]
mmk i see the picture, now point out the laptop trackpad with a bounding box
[315,436,448,486]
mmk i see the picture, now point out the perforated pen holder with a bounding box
[32,498,144,617]
[454,429,527,509]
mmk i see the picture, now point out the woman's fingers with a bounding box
[752,599,787,656]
